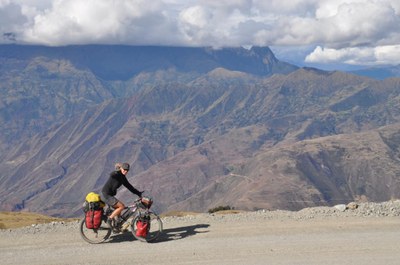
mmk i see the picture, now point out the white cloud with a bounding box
[22,0,177,45]
[305,45,400,65]
[1,0,400,66]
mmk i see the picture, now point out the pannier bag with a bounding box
[83,192,105,229]
[85,209,103,229]
[135,214,151,237]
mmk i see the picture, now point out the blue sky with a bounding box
[1,0,399,70]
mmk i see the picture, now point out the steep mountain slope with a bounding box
[0,45,297,154]
[166,124,400,212]
[1,65,400,217]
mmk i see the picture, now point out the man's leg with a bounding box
[110,201,125,219]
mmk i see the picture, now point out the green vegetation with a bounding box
[160,211,201,217]
[208,205,234,214]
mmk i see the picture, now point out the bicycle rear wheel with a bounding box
[131,211,163,242]
[79,217,112,244]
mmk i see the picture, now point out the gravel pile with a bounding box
[164,200,400,223]
[2,200,400,235]
[0,220,81,235]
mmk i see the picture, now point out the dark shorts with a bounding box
[102,193,119,207]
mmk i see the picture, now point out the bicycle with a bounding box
[79,196,163,244]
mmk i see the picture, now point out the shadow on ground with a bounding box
[107,223,210,243]
[157,224,210,243]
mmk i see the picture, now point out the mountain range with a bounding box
[351,64,400,80]
[1,44,400,217]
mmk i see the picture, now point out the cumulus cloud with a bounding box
[306,45,400,65]
[1,0,400,66]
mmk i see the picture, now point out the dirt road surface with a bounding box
[1,210,400,265]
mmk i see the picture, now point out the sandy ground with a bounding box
[1,214,400,265]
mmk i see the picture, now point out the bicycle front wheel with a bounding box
[79,217,112,244]
[131,211,163,242]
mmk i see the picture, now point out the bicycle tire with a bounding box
[131,211,163,242]
[79,217,112,244]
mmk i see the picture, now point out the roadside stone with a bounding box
[347,202,358,210]
[334,204,347,212]
[2,200,400,235]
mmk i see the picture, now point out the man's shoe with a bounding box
[106,217,114,228]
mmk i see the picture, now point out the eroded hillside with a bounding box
[1,45,400,217]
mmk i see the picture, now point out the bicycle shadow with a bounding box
[156,223,210,243]
[107,223,210,243]
[107,231,136,243]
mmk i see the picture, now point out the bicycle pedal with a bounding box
[112,228,121,234]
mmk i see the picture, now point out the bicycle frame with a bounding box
[117,204,138,226]
[104,199,146,229]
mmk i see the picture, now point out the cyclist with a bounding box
[102,162,142,231]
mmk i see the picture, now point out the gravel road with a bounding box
[1,201,400,265]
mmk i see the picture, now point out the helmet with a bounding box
[121,163,130,171]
